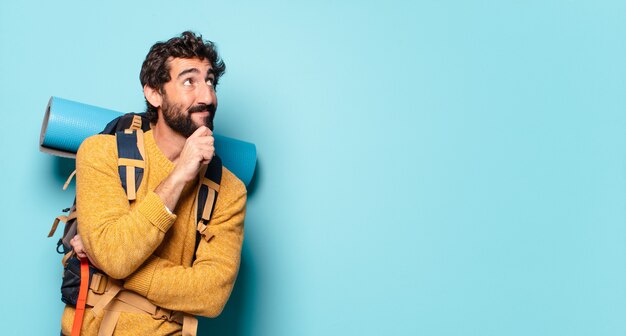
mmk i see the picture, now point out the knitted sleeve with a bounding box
[123,170,247,317]
[76,135,177,279]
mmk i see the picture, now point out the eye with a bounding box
[183,78,192,86]
[206,78,215,86]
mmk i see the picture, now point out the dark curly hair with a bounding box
[140,31,226,123]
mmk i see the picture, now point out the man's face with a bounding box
[159,57,217,137]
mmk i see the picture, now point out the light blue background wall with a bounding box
[1,1,625,335]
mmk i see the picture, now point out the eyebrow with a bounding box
[177,68,200,78]
[177,68,215,79]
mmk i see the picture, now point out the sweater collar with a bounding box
[144,130,175,172]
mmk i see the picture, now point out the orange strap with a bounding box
[71,257,90,336]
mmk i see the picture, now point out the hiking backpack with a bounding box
[47,113,222,335]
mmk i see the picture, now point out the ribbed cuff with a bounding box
[137,191,177,233]
[124,255,160,297]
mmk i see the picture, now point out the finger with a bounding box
[189,143,214,156]
[189,136,214,147]
[201,146,215,159]
[200,147,215,164]
[189,126,210,138]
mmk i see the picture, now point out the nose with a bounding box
[197,81,215,105]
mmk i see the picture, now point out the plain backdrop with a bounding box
[1,1,625,335]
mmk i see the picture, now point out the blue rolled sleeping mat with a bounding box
[40,96,257,187]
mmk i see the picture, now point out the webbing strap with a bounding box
[63,170,77,190]
[116,291,161,314]
[90,281,123,318]
[98,310,121,336]
[61,251,75,266]
[129,115,143,131]
[196,222,214,243]
[48,216,66,237]
[117,158,145,168]
[126,168,136,200]
[194,156,222,254]
[116,130,145,201]
[201,188,217,221]
[70,257,90,336]
[136,130,146,163]
[197,157,222,221]
[182,315,199,336]
[86,280,197,336]
[201,178,221,193]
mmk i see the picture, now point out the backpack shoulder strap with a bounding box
[49,115,147,244]
[196,155,223,246]
[115,128,146,201]
[102,113,150,134]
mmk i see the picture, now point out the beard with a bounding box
[161,98,216,137]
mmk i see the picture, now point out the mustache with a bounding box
[188,104,216,114]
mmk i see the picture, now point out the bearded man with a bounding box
[62,31,246,336]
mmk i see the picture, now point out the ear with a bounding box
[144,85,163,108]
